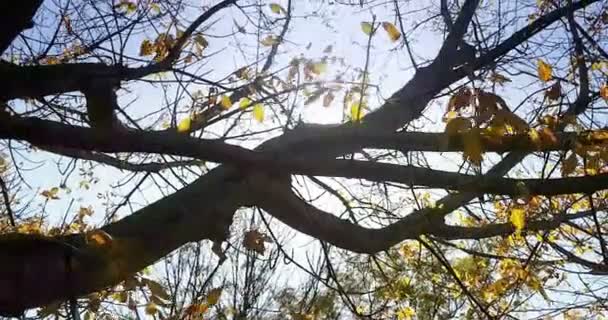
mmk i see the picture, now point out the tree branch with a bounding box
[0,0,43,54]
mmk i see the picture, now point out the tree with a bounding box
[1,0,608,318]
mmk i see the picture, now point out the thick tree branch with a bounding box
[291,160,608,197]
[0,1,237,101]
[0,0,43,54]
[251,172,599,253]
[4,115,608,196]
[4,114,608,159]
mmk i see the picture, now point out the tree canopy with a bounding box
[1,0,608,319]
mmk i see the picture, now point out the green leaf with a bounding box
[240,97,252,109]
[361,22,373,36]
[269,3,286,14]
[220,95,232,110]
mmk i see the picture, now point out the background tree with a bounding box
[1,0,608,319]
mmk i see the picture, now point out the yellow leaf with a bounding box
[360,22,373,35]
[601,84,608,101]
[443,110,458,122]
[350,102,364,122]
[252,103,264,122]
[537,59,552,82]
[239,97,252,109]
[220,95,232,110]
[144,302,158,315]
[86,230,113,246]
[528,129,542,147]
[206,288,222,305]
[269,3,285,14]
[177,117,191,133]
[444,117,472,136]
[463,128,483,166]
[396,307,416,320]
[382,22,401,42]
[509,207,526,231]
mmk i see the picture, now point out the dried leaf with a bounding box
[86,230,113,246]
[601,84,608,101]
[444,117,472,136]
[488,72,511,85]
[545,81,561,101]
[382,22,401,42]
[586,154,600,175]
[448,87,471,112]
[463,128,483,166]
[243,229,272,254]
[41,187,60,200]
[537,59,552,82]
[139,40,155,56]
[538,127,558,145]
[561,153,578,177]
[206,288,223,305]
